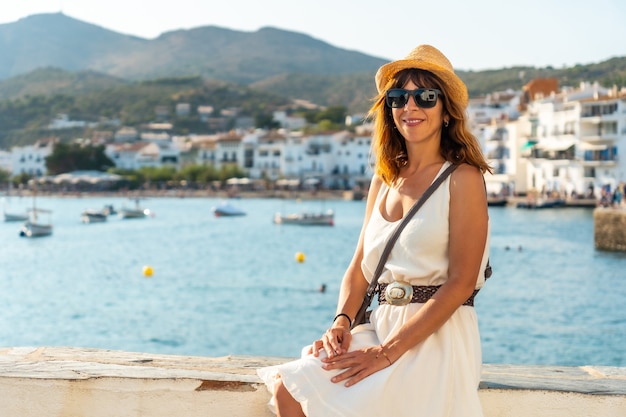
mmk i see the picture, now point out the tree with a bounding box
[314,106,347,124]
[0,168,10,184]
[254,113,280,129]
[45,143,115,175]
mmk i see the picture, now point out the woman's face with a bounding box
[391,79,446,148]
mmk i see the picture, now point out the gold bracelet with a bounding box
[376,344,392,366]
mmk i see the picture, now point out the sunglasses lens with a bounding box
[415,89,439,108]
[385,89,408,108]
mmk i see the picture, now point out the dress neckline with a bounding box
[377,161,450,223]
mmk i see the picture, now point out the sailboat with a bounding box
[19,180,53,237]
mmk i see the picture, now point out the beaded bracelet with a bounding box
[332,313,352,328]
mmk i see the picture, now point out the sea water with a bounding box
[0,196,624,367]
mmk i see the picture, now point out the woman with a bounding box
[257,44,492,417]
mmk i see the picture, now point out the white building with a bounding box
[330,131,374,189]
[244,130,289,181]
[105,141,180,171]
[577,88,626,192]
[516,82,622,197]
[0,150,12,174]
[11,139,55,176]
[273,111,306,130]
[188,127,375,189]
[47,114,91,130]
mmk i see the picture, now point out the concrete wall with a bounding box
[0,347,625,417]
[594,208,626,251]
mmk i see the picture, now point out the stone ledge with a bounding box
[1,347,624,395]
[480,364,626,395]
[0,346,625,417]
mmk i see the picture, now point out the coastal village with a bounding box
[1,77,625,207]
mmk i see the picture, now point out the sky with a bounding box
[0,0,624,71]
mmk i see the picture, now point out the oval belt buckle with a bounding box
[384,281,413,306]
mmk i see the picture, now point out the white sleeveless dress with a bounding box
[257,162,490,417]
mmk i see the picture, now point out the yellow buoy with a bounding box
[143,265,154,277]
[295,252,305,263]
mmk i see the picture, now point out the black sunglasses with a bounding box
[385,88,443,109]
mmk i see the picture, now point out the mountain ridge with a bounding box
[0,13,624,112]
[0,13,387,84]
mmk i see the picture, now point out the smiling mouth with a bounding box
[404,118,422,126]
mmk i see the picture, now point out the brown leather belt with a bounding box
[377,283,479,307]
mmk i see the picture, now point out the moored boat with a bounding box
[19,208,53,237]
[487,197,509,207]
[2,197,28,221]
[212,201,246,217]
[81,209,108,223]
[274,210,334,226]
[119,199,150,219]
[19,181,52,237]
[3,211,29,222]
[516,198,565,209]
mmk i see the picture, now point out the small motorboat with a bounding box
[487,197,508,207]
[274,210,334,226]
[516,198,565,209]
[119,198,150,219]
[81,209,108,223]
[3,211,29,222]
[212,202,246,217]
[2,197,28,221]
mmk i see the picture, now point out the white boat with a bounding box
[119,199,149,219]
[2,196,28,222]
[20,208,53,237]
[18,182,53,237]
[81,209,108,223]
[274,209,334,226]
[3,211,29,222]
[212,201,246,217]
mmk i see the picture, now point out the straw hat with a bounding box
[375,44,468,108]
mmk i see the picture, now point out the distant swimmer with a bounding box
[319,284,327,293]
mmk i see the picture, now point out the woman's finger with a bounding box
[310,340,323,357]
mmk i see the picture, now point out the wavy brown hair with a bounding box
[368,69,492,185]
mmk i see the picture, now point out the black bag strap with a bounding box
[351,163,458,329]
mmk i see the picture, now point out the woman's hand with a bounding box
[321,345,393,387]
[307,326,352,358]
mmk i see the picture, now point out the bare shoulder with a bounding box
[449,163,485,196]
[368,175,384,197]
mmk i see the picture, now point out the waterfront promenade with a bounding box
[0,346,624,417]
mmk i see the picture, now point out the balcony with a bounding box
[528,140,575,161]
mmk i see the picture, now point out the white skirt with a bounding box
[257,303,484,417]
